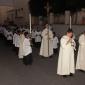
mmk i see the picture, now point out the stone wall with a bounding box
[0,6,14,24]
[52,24,85,39]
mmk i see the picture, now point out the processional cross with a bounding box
[44,1,51,23]
[44,1,52,57]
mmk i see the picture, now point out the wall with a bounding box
[52,24,85,39]
[14,0,30,25]
[0,6,14,24]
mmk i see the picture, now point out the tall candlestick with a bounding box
[29,13,32,33]
[70,16,72,29]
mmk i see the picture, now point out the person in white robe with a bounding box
[76,32,85,71]
[53,32,59,54]
[35,28,42,47]
[7,30,13,41]
[18,30,25,59]
[40,24,53,58]
[13,31,17,46]
[32,29,36,46]
[6,29,13,46]
[23,32,32,65]
[57,29,76,77]
[14,30,20,55]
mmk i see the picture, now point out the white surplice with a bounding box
[57,35,75,75]
[53,36,59,49]
[40,28,53,57]
[23,38,32,56]
[76,34,85,71]
[35,31,41,43]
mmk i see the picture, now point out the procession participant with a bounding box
[76,31,85,72]
[40,24,53,58]
[23,32,32,65]
[57,29,76,77]
[35,28,42,47]
[53,32,59,54]
[14,30,20,55]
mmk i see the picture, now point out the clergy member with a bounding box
[40,24,53,58]
[57,29,76,77]
[76,31,85,71]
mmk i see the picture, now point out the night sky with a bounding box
[29,0,85,16]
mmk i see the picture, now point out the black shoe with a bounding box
[79,70,85,73]
[63,75,68,78]
[70,73,73,76]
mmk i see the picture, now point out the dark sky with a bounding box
[29,0,85,16]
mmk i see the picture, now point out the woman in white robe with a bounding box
[76,33,85,71]
[57,29,75,76]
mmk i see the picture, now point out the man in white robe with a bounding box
[23,32,32,65]
[32,29,36,46]
[76,32,85,71]
[40,24,53,58]
[53,32,59,54]
[14,30,20,55]
[35,28,42,47]
[13,31,17,46]
[57,29,75,77]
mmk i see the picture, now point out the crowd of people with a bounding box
[0,24,85,78]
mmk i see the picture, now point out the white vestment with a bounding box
[23,38,32,56]
[76,34,85,70]
[7,31,13,41]
[57,35,75,75]
[40,28,53,57]
[13,33,16,45]
[15,34,20,47]
[53,36,59,49]
[18,34,25,59]
[35,31,41,42]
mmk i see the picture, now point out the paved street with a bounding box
[0,35,85,85]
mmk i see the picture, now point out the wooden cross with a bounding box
[44,1,51,17]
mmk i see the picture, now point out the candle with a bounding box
[70,16,72,29]
[29,13,32,33]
